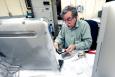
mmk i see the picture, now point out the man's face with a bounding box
[63,11,77,28]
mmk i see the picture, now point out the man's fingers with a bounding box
[65,44,76,53]
[54,42,59,49]
[65,47,71,52]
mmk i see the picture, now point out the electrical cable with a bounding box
[4,0,12,16]
[18,0,25,15]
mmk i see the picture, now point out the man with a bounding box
[54,6,92,54]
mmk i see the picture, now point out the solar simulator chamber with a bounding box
[0,20,59,71]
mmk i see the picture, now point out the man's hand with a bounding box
[65,44,76,53]
[53,42,59,49]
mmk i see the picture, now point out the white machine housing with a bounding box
[92,1,115,77]
[0,19,59,71]
[31,0,55,32]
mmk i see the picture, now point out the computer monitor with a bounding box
[92,1,115,77]
[0,20,58,71]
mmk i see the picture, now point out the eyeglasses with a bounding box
[63,17,74,22]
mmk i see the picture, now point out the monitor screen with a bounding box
[0,20,58,71]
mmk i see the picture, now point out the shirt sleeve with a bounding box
[55,26,65,45]
[75,21,92,50]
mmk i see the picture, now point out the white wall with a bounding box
[61,0,106,19]
[0,0,27,17]
[0,0,9,16]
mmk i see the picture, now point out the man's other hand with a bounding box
[65,44,76,53]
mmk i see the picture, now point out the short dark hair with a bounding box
[61,6,78,19]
